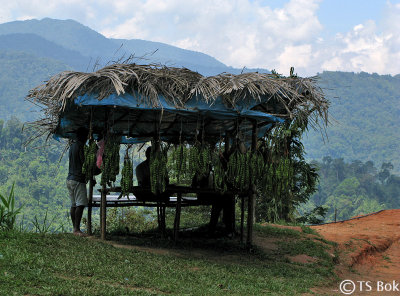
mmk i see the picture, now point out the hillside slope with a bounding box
[304,71,400,171]
[0,33,90,71]
[0,50,70,121]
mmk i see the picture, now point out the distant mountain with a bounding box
[0,33,90,71]
[0,18,246,75]
[0,50,69,121]
[0,18,117,60]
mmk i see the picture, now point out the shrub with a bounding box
[0,183,23,231]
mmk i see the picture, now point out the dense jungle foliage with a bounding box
[304,71,400,172]
[301,157,400,222]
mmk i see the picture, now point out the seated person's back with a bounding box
[135,147,170,201]
[136,147,151,187]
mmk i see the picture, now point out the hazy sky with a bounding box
[0,0,399,76]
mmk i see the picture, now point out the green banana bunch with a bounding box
[120,153,133,198]
[82,139,97,183]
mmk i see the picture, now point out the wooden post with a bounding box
[100,184,107,240]
[246,121,257,247]
[173,193,182,242]
[157,204,161,229]
[161,205,166,236]
[157,203,166,237]
[240,196,245,243]
[87,178,94,235]
[224,135,235,234]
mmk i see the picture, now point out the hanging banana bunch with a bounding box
[188,145,200,180]
[100,136,120,187]
[120,149,133,198]
[82,139,97,183]
[227,149,251,192]
[249,151,265,183]
[213,152,226,193]
[174,143,187,182]
[168,144,213,184]
[198,146,211,178]
[150,145,168,194]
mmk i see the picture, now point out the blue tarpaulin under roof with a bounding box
[56,91,285,144]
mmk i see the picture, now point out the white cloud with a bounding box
[319,3,400,75]
[97,0,323,76]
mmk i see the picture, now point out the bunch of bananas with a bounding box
[120,153,133,198]
[100,137,120,187]
[213,152,227,193]
[170,144,212,183]
[197,147,211,178]
[82,139,97,183]
[150,147,168,194]
[173,144,188,182]
[227,150,252,192]
[250,151,265,182]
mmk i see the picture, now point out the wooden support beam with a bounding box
[246,120,257,247]
[87,178,94,235]
[173,192,182,242]
[240,196,245,243]
[100,184,107,240]
[161,205,166,237]
[157,202,166,237]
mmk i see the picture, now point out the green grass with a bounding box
[0,225,337,295]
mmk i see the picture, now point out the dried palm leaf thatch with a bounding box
[25,63,329,139]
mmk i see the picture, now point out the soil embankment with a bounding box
[312,209,400,295]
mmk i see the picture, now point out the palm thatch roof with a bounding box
[25,63,329,143]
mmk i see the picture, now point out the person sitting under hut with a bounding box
[135,147,170,201]
[136,147,151,187]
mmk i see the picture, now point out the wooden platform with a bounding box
[91,194,199,207]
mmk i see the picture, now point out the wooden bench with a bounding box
[88,185,223,241]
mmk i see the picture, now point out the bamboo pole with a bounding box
[246,121,257,247]
[240,196,244,243]
[173,192,182,242]
[100,184,107,240]
[224,135,235,234]
[87,177,94,235]
[87,107,94,235]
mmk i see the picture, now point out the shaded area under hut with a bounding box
[26,63,329,245]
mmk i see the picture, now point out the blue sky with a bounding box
[0,0,399,76]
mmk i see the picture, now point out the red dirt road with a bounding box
[311,209,400,295]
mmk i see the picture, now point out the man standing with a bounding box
[67,127,88,236]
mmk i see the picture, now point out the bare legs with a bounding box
[70,205,86,236]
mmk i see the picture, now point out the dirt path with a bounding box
[311,209,400,295]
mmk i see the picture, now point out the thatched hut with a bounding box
[26,63,329,244]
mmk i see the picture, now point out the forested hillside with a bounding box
[0,34,90,71]
[304,71,400,172]
[301,157,400,222]
[0,50,70,121]
[0,117,71,230]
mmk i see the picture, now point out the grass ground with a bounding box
[0,224,337,296]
